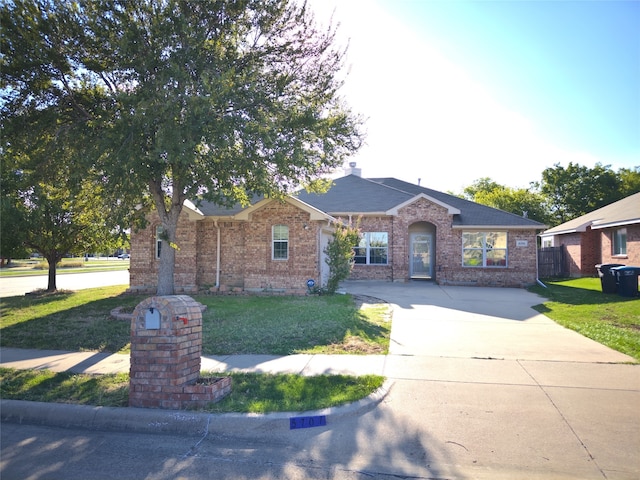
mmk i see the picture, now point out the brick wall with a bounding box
[600,224,640,267]
[241,201,320,293]
[130,196,541,292]
[346,197,539,287]
[130,201,322,294]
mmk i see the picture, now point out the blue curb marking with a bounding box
[289,415,326,430]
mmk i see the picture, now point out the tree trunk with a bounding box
[156,231,176,296]
[151,180,184,296]
[46,255,58,291]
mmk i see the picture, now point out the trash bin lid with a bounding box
[596,263,625,274]
[611,266,640,275]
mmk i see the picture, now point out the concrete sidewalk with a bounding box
[2,281,639,480]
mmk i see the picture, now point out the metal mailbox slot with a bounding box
[145,307,161,329]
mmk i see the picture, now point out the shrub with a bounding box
[324,220,361,294]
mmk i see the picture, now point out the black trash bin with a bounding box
[611,266,640,297]
[595,263,624,294]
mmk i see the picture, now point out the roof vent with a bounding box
[344,161,362,177]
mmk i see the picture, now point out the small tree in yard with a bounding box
[324,221,360,294]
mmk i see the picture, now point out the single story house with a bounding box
[129,165,546,294]
[539,192,640,277]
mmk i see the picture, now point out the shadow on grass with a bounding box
[0,288,144,353]
[530,278,638,308]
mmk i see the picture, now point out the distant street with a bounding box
[0,270,129,298]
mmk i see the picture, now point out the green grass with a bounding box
[202,372,385,413]
[0,286,139,353]
[199,294,390,355]
[0,288,389,411]
[0,287,391,355]
[0,367,385,413]
[530,278,640,361]
[0,367,130,407]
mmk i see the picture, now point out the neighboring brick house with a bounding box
[539,192,640,277]
[129,167,546,294]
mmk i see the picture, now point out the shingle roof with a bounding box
[296,175,546,228]
[541,192,640,236]
[189,174,546,228]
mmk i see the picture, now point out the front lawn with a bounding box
[0,286,391,355]
[529,277,640,361]
[0,287,389,412]
[0,367,385,413]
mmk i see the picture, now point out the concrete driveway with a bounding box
[343,280,633,362]
[340,280,639,480]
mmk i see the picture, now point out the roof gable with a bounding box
[234,196,333,222]
[386,193,461,215]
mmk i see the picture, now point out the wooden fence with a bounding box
[538,247,569,278]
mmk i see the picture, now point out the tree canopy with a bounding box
[2,0,364,294]
[462,163,640,228]
[462,177,551,225]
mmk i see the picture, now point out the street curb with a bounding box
[0,380,393,437]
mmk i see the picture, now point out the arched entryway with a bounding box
[409,222,436,279]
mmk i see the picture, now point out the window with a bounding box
[462,231,507,267]
[155,226,164,259]
[613,228,627,256]
[354,232,388,265]
[272,225,289,260]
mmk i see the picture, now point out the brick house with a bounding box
[129,167,546,294]
[539,192,640,276]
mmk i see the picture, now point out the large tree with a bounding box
[2,0,363,295]
[537,162,624,226]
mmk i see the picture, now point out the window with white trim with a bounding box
[272,225,289,260]
[155,226,164,259]
[613,228,627,256]
[462,231,508,267]
[354,232,388,265]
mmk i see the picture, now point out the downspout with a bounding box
[214,220,221,288]
[535,235,546,288]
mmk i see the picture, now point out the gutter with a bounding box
[214,220,221,288]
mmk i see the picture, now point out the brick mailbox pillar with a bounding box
[129,295,231,409]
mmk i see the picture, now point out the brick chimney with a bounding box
[344,161,362,177]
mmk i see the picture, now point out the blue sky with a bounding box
[310,0,640,193]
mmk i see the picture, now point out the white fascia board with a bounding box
[453,225,546,230]
[183,200,205,220]
[541,221,592,236]
[591,218,640,229]
[386,193,461,216]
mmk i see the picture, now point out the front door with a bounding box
[410,233,433,278]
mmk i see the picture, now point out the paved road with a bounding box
[0,270,129,297]
[1,281,638,480]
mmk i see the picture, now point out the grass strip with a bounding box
[0,367,385,413]
[529,278,640,361]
